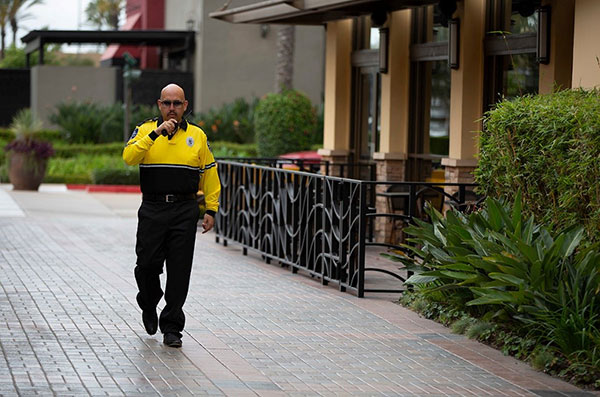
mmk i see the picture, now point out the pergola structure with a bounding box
[20,30,195,69]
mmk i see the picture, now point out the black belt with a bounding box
[142,193,197,203]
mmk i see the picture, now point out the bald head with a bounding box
[157,83,188,122]
[161,83,185,100]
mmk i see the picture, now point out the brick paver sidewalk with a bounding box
[0,187,597,396]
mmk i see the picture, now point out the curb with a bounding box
[66,184,141,193]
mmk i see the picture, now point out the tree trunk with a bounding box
[10,16,16,46]
[275,25,295,93]
[108,12,119,30]
[1,28,5,60]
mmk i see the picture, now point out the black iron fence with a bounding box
[216,157,376,180]
[215,160,479,297]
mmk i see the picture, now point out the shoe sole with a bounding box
[164,341,182,348]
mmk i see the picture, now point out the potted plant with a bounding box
[5,109,54,191]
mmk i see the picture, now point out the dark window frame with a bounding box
[407,5,450,181]
[351,16,382,162]
[483,0,539,111]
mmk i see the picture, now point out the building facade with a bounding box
[211,0,599,183]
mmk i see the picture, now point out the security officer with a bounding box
[123,83,220,348]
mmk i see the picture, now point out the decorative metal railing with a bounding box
[215,160,479,297]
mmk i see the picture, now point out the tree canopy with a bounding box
[85,0,124,30]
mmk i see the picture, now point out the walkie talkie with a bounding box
[161,122,178,140]
[160,110,192,140]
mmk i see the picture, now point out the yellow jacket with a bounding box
[123,117,221,215]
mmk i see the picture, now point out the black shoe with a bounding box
[142,309,158,335]
[163,332,182,348]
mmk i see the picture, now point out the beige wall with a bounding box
[321,19,352,153]
[377,9,411,158]
[166,0,325,114]
[572,0,600,88]
[445,0,486,166]
[539,0,574,93]
[31,66,117,128]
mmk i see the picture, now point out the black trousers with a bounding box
[134,199,199,337]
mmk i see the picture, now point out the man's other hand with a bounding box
[201,213,214,234]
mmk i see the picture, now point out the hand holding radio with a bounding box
[157,119,178,139]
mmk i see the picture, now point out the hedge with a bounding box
[475,88,600,241]
[52,142,125,158]
[254,90,317,157]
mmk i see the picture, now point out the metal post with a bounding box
[357,182,367,298]
[124,74,130,143]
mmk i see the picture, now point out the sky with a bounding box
[16,0,103,52]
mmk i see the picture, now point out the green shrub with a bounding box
[254,90,317,157]
[193,97,258,144]
[91,168,139,185]
[398,193,600,376]
[476,89,600,241]
[531,348,555,371]
[451,317,474,334]
[49,101,157,143]
[466,321,494,340]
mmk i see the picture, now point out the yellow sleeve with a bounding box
[122,123,156,166]
[199,139,221,214]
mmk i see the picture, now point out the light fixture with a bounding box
[379,27,389,73]
[536,6,551,64]
[448,18,459,69]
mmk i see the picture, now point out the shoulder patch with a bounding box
[128,127,139,140]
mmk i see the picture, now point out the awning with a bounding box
[209,0,438,25]
[21,30,195,67]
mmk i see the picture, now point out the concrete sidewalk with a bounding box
[0,184,596,396]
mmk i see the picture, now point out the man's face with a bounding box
[157,88,188,122]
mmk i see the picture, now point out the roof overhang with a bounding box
[22,30,195,56]
[210,0,438,25]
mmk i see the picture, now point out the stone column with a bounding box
[374,153,407,243]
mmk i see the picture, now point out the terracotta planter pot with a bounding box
[8,152,48,191]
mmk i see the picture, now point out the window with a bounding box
[407,5,451,181]
[484,0,540,108]
[351,16,382,162]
